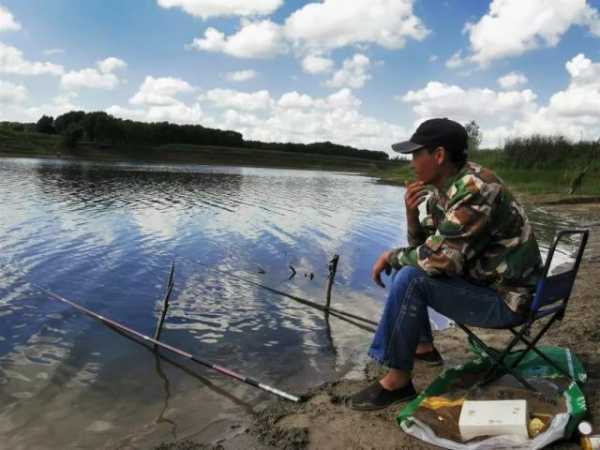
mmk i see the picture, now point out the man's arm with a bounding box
[390,176,496,276]
[371,183,433,287]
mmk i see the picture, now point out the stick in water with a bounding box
[153,261,175,347]
[29,281,301,403]
[325,254,339,311]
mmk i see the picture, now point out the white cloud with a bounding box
[400,53,600,147]
[325,88,362,109]
[277,88,362,111]
[130,76,194,106]
[401,81,538,127]
[190,20,287,59]
[60,57,126,90]
[326,53,371,89]
[0,4,20,32]
[565,52,600,85]
[61,69,119,90]
[107,101,204,124]
[249,94,403,151]
[497,71,528,89]
[222,109,262,128]
[0,92,78,122]
[277,91,315,110]
[0,42,64,76]
[0,79,27,103]
[301,54,334,74]
[203,88,274,111]
[284,0,429,52]
[429,55,438,63]
[445,50,466,69]
[478,54,600,144]
[98,57,127,73]
[544,53,600,118]
[225,69,257,82]
[156,0,282,19]
[465,0,600,66]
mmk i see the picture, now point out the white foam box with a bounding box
[458,400,529,441]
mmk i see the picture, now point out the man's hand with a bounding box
[404,180,427,215]
[372,251,392,288]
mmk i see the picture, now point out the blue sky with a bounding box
[1,0,600,154]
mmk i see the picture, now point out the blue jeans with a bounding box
[368,266,525,371]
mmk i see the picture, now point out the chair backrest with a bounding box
[530,229,589,319]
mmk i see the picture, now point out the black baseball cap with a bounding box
[392,118,468,154]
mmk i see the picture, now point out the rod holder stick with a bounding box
[325,255,339,311]
[153,261,175,348]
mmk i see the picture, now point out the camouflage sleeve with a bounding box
[389,175,495,275]
[407,193,436,247]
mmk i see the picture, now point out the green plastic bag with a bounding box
[397,345,586,449]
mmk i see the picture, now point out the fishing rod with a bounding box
[27,281,302,403]
[192,260,378,329]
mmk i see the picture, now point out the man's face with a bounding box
[410,147,441,184]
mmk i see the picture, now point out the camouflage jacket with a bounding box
[387,161,543,315]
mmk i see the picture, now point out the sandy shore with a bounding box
[157,203,600,450]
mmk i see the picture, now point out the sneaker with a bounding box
[347,381,417,411]
[414,348,443,366]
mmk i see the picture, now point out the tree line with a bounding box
[34,111,389,161]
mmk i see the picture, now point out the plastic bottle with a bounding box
[581,436,600,450]
[579,421,600,450]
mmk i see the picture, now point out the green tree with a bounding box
[36,115,55,134]
[60,123,84,149]
[82,111,110,141]
[54,111,86,134]
[465,120,482,152]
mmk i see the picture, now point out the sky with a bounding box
[1,0,600,155]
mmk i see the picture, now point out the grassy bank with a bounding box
[0,128,389,172]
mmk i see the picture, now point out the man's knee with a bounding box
[390,265,427,295]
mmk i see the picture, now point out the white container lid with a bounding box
[459,400,529,441]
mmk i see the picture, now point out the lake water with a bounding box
[0,158,577,449]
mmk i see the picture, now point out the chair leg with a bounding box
[457,324,537,391]
[507,330,578,385]
[506,315,558,369]
[506,315,576,380]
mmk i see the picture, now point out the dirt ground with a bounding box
[164,203,600,450]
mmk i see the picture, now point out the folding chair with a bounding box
[456,229,590,391]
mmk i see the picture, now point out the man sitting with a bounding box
[349,118,543,411]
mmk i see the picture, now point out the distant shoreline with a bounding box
[0,141,406,174]
[4,142,600,206]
